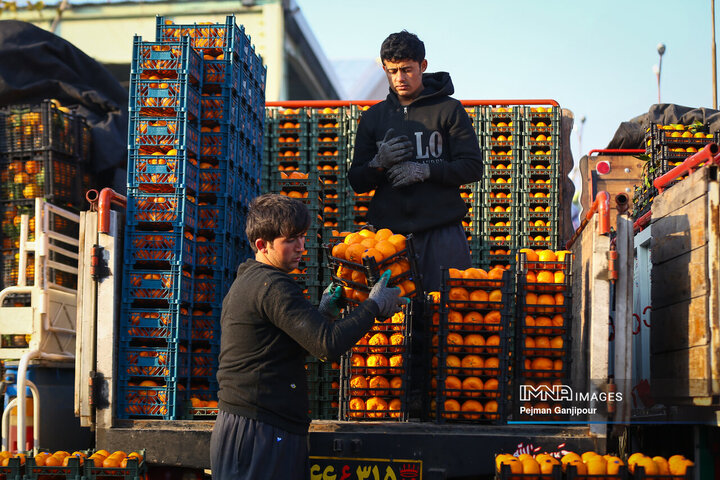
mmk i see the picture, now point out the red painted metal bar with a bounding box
[653,143,719,193]
[633,210,652,234]
[98,187,127,234]
[588,149,645,157]
[265,99,560,108]
[565,191,610,249]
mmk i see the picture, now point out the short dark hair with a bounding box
[380,30,425,64]
[245,194,311,252]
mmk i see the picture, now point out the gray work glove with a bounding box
[367,270,408,318]
[387,161,431,188]
[368,128,414,169]
[318,284,343,319]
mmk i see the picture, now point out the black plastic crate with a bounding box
[84,451,147,480]
[0,153,84,204]
[631,463,693,479]
[566,463,629,479]
[25,455,84,480]
[0,100,90,159]
[340,302,412,421]
[430,267,513,424]
[496,462,563,480]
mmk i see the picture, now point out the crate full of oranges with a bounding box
[0,451,24,480]
[325,227,422,304]
[429,266,512,423]
[515,248,573,420]
[342,303,411,420]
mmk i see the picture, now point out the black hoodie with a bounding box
[348,72,483,234]
[216,259,379,434]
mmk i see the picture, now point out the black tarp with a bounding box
[0,20,128,192]
[607,103,720,149]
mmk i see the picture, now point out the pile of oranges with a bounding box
[347,310,407,419]
[330,228,416,302]
[0,450,144,469]
[428,266,508,421]
[496,450,694,478]
[516,248,572,418]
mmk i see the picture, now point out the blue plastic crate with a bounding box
[132,35,202,85]
[126,192,198,229]
[192,272,224,305]
[129,76,201,120]
[190,344,219,378]
[195,237,240,272]
[127,151,200,193]
[199,125,238,163]
[200,88,239,125]
[190,308,221,343]
[234,176,260,206]
[117,377,186,419]
[118,343,189,379]
[122,267,193,305]
[198,159,236,196]
[203,59,242,93]
[120,306,191,342]
[124,229,195,267]
[129,115,200,157]
[197,197,242,235]
[156,15,247,61]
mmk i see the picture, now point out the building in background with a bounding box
[11,0,377,102]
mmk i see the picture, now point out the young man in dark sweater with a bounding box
[348,30,483,292]
[210,194,404,480]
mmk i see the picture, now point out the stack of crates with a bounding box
[346,105,373,231]
[475,106,522,270]
[513,251,573,421]
[429,267,512,423]
[0,100,92,292]
[309,107,347,231]
[262,107,310,192]
[118,16,265,419]
[517,106,561,251]
[631,122,713,219]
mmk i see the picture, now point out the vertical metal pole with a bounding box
[713,0,718,109]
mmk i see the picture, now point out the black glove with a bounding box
[387,161,430,188]
[318,284,343,319]
[368,128,414,169]
[367,270,407,317]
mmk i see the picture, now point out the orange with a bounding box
[581,451,600,463]
[444,375,462,397]
[374,228,393,241]
[555,250,571,261]
[484,310,502,331]
[485,334,501,354]
[350,353,365,367]
[461,375,484,396]
[349,375,368,393]
[524,336,536,354]
[345,243,366,263]
[538,456,560,475]
[651,456,669,475]
[331,242,348,259]
[45,455,63,467]
[464,268,488,283]
[586,455,607,475]
[635,457,658,475]
[520,456,541,479]
[487,266,505,280]
[536,270,553,284]
[484,378,499,397]
[368,375,390,396]
[365,396,388,418]
[446,333,464,353]
[390,376,403,390]
[34,452,51,467]
[560,452,581,468]
[374,240,397,260]
[443,398,461,419]
[488,289,503,307]
[446,354,462,374]
[526,271,537,283]
[460,399,484,420]
[387,234,406,252]
[554,271,565,284]
[464,334,485,353]
[366,354,389,375]
[448,287,470,308]
[462,311,484,331]
[606,456,625,475]
[357,229,375,239]
[349,397,366,418]
[469,289,489,303]
[566,459,587,475]
[497,456,522,475]
[518,248,539,262]
[344,232,362,245]
[485,357,500,373]
[389,354,403,368]
[537,249,557,262]
[448,267,465,281]
[362,247,383,263]
[530,357,553,377]
[448,310,464,330]
[388,398,402,418]
[368,332,389,353]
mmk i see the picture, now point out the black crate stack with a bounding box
[631,122,713,220]
[118,16,265,420]
[0,100,92,291]
[309,107,347,232]
[262,107,310,193]
[475,106,522,270]
[513,251,573,421]
[429,268,512,423]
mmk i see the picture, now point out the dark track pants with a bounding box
[210,410,309,480]
[412,222,472,292]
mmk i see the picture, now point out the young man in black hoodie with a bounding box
[211,194,405,480]
[348,30,483,292]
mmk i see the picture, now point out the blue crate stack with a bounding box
[118,16,265,420]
